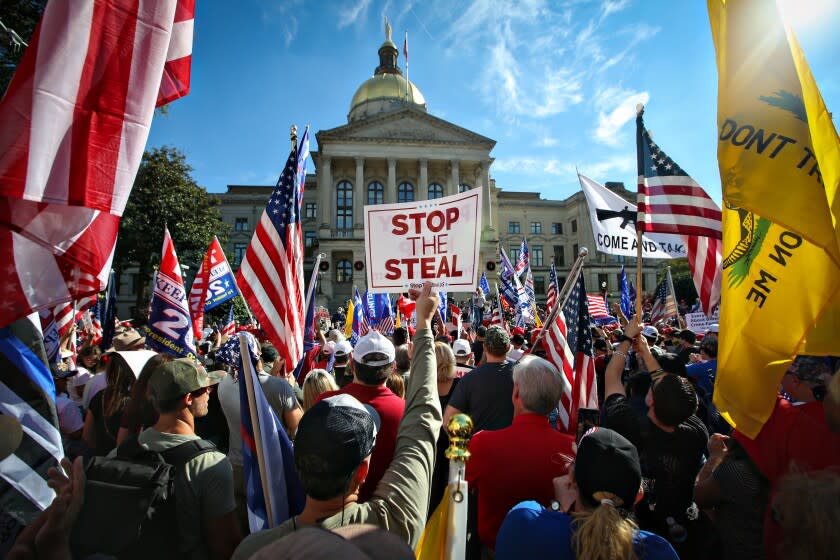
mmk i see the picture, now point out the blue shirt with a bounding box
[496,501,678,560]
[686,358,717,398]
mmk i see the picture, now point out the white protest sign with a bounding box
[684,309,720,333]
[365,189,483,293]
[579,173,686,259]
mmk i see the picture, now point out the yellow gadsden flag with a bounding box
[415,486,453,560]
[708,0,840,438]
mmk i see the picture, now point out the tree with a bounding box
[657,258,698,306]
[0,0,48,95]
[115,146,229,321]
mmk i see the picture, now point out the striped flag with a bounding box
[351,288,370,344]
[236,128,310,374]
[586,294,610,320]
[650,273,678,324]
[514,238,530,276]
[0,0,194,328]
[236,332,304,531]
[546,263,559,314]
[221,306,236,337]
[636,110,722,315]
[377,296,395,336]
[544,271,597,433]
[0,320,63,550]
[157,1,195,106]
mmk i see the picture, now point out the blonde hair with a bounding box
[572,491,638,560]
[774,470,840,560]
[302,369,338,411]
[434,342,456,382]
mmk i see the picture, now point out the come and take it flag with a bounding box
[0,319,63,551]
[709,0,840,438]
[236,128,311,374]
[636,111,723,316]
[234,332,305,531]
[544,270,597,433]
[189,237,239,339]
[146,228,195,358]
[0,0,194,328]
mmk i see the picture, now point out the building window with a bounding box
[508,221,520,234]
[336,259,353,283]
[459,183,472,193]
[234,243,248,266]
[530,221,542,234]
[553,245,565,267]
[571,219,578,233]
[398,182,414,203]
[304,231,317,248]
[534,276,545,295]
[234,217,249,231]
[367,181,384,205]
[428,183,444,199]
[552,222,563,235]
[304,202,317,218]
[510,246,520,263]
[336,181,353,231]
[573,243,579,257]
[532,245,544,266]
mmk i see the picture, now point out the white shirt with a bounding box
[66,367,94,405]
[55,393,84,435]
[507,347,525,361]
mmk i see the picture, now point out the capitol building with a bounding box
[215,30,660,310]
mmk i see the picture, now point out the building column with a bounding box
[418,158,428,201]
[449,159,460,197]
[354,157,365,228]
[318,156,332,229]
[481,160,493,229]
[386,158,397,203]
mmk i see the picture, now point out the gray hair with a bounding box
[512,355,565,416]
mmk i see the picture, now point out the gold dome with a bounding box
[349,73,426,119]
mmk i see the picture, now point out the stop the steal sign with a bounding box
[365,189,482,293]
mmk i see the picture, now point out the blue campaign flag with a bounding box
[479,271,491,296]
[146,228,196,358]
[438,290,447,323]
[620,266,634,319]
[203,252,240,311]
[235,333,304,531]
[351,288,369,344]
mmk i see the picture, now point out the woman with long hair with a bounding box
[116,353,173,445]
[302,369,338,411]
[428,341,461,516]
[496,428,678,560]
[82,353,137,455]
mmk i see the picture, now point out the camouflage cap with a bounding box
[787,356,833,383]
[484,326,511,357]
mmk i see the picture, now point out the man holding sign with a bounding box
[365,190,483,292]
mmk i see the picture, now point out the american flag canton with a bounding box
[268,151,302,233]
[215,332,260,370]
[563,274,592,357]
[639,127,686,179]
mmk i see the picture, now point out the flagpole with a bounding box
[635,104,645,320]
[230,274,256,326]
[305,253,325,311]
[523,247,589,363]
[239,333,275,527]
[665,265,679,324]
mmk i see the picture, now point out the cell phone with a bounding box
[576,408,600,444]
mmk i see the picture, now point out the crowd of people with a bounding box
[5,282,840,560]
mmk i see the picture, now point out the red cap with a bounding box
[512,326,526,336]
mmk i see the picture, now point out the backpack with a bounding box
[70,436,217,559]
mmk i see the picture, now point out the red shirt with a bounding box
[465,413,575,550]
[735,397,840,559]
[317,382,405,502]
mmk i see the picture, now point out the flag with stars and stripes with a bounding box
[236,128,310,374]
[514,238,530,276]
[221,305,236,337]
[650,273,678,324]
[351,287,370,344]
[586,294,610,321]
[546,262,560,315]
[636,110,722,316]
[543,270,596,433]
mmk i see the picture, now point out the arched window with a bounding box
[367,181,384,205]
[428,183,443,200]
[459,183,472,193]
[398,182,414,203]
[336,181,353,230]
[336,259,352,283]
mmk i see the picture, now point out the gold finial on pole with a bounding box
[384,16,392,42]
[445,413,474,462]
[290,125,298,152]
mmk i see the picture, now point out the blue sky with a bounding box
[147,0,840,204]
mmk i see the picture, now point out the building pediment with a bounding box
[317,107,496,149]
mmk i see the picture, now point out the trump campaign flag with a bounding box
[189,237,239,339]
[619,266,634,320]
[479,271,491,297]
[0,0,194,328]
[146,228,195,358]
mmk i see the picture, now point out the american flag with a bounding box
[650,273,678,324]
[0,0,193,329]
[221,305,236,337]
[636,110,722,315]
[586,294,610,320]
[377,297,395,336]
[543,271,597,433]
[515,238,530,276]
[546,262,560,314]
[351,287,370,343]
[236,128,310,374]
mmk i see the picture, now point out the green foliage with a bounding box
[658,259,698,305]
[0,0,47,95]
[116,146,229,320]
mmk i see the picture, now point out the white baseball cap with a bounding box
[453,339,472,357]
[641,325,659,339]
[334,340,353,356]
[353,330,396,366]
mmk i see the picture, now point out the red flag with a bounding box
[397,294,416,320]
[0,0,194,328]
[188,237,227,339]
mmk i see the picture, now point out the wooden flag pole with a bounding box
[239,333,274,528]
[635,103,645,320]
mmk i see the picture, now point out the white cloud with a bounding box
[593,88,649,146]
[581,155,636,179]
[338,0,373,29]
[601,0,631,19]
[493,157,574,176]
[535,136,560,147]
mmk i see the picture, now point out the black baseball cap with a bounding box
[575,427,642,509]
